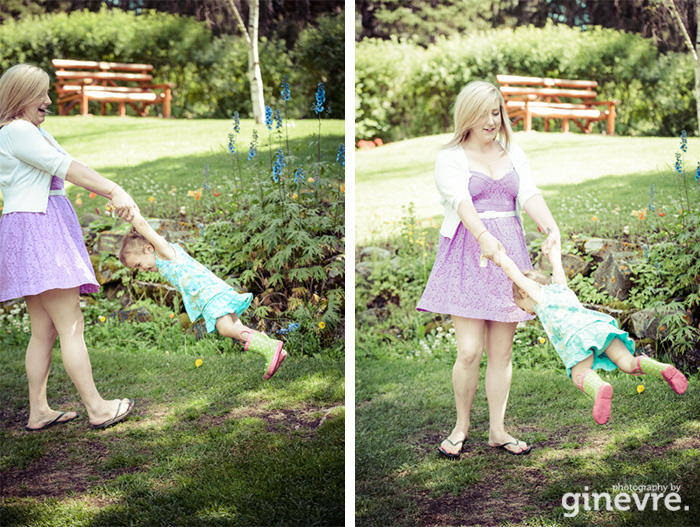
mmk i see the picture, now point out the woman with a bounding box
[0,64,137,431]
[417,81,560,457]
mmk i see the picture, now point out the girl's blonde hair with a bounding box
[443,80,512,152]
[0,64,50,128]
[119,227,149,266]
[512,270,551,301]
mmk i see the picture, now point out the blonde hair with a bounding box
[119,228,149,266]
[0,64,50,128]
[513,270,551,301]
[443,80,512,152]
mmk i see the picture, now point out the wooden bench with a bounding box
[496,74,618,134]
[51,59,173,117]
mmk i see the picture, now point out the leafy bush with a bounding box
[356,23,695,141]
[0,7,343,119]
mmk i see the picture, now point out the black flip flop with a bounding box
[91,399,135,430]
[437,437,465,459]
[493,440,532,456]
[24,411,79,432]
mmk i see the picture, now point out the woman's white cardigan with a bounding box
[434,142,541,238]
[0,120,73,214]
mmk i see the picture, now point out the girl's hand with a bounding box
[479,231,505,267]
[109,186,139,222]
[540,227,560,256]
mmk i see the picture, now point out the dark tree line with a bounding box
[356,0,696,53]
[1,0,344,48]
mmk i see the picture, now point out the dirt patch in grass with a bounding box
[0,441,124,506]
[200,403,342,439]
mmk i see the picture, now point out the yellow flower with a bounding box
[292,193,298,199]
[195,359,203,368]
[637,384,644,394]
[148,196,155,203]
[591,215,598,222]
[318,321,326,329]
[188,190,196,197]
[538,337,546,344]
[99,316,106,322]
[169,313,175,319]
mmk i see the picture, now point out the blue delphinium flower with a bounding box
[265,106,273,131]
[336,143,345,167]
[675,152,682,174]
[294,167,304,184]
[681,130,688,152]
[248,130,258,161]
[272,148,285,182]
[277,322,300,335]
[228,132,235,154]
[696,162,700,181]
[274,108,283,130]
[233,111,240,134]
[280,75,290,102]
[314,82,325,115]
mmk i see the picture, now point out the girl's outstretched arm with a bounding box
[128,210,176,260]
[496,250,544,304]
[545,243,567,285]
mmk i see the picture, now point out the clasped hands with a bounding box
[480,227,560,267]
[106,186,139,222]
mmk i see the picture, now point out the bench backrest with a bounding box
[52,59,154,73]
[497,74,599,101]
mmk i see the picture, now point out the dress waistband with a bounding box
[48,189,66,196]
[477,210,516,219]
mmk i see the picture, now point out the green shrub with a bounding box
[355,23,695,141]
[0,7,341,119]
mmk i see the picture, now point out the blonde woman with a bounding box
[0,64,137,430]
[417,81,560,458]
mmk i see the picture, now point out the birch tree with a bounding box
[662,0,700,134]
[225,0,265,124]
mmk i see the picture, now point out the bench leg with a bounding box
[607,107,616,135]
[562,118,569,133]
[81,91,89,116]
[118,102,126,117]
[163,89,172,118]
[524,111,532,132]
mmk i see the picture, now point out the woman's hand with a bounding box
[540,227,560,256]
[479,231,505,267]
[108,186,139,222]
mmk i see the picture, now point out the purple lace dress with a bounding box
[0,148,99,302]
[417,170,534,323]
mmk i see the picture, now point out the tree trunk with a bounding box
[248,0,265,124]
[664,0,700,135]
[224,0,265,124]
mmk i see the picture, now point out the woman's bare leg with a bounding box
[484,320,529,453]
[24,295,78,428]
[440,316,485,455]
[35,288,131,426]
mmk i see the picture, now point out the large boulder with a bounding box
[592,251,636,299]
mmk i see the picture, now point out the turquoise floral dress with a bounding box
[156,243,252,333]
[533,283,635,378]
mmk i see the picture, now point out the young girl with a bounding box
[119,211,287,380]
[496,245,687,425]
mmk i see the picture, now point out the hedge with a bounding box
[0,7,344,119]
[355,22,696,141]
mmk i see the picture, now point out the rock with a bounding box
[583,238,634,261]
[356,261,376,279]
[629,309,662,340]
[525,231,544,245]
[107,306,152,323]
[185,319,208,340]
[90,254,123,285]
[359,246,391,261]
[94,230,127,255]
[592,251,635,299]
[562,253,592,278]
[80,213,101,227]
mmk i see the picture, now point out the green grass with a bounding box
[356,358,700,526]
[356,132,700,243]
[0,328,344,526]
